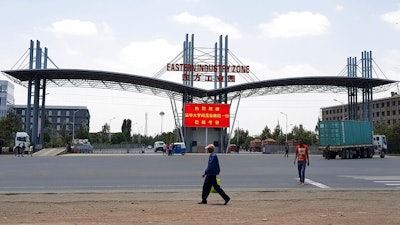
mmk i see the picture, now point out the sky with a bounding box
[0,0,399,137]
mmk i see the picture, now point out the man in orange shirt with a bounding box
[293,138,310,185]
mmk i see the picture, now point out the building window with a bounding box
[392,101,396,106]
[387,111,390,116]
[382,111,385,116]
[381,103,385,107]
[376,112,380,117]
[387,102,390,107]
[393,110,397,115]
[376,104,379,108]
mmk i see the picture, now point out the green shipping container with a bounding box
[319,120,372,146]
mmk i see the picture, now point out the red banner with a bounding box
[184,103,230,128]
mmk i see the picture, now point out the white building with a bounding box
[321,92,400,126]
[0,80,14,118]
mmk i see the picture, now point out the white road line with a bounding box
[294,178,331,189]
[373,181,400,183]
[305,179,331,189]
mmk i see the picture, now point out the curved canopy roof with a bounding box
[2,69,397,103]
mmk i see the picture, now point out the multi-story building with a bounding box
[0,80,15,118]
[13,105,90,137]
[321,92,400,126]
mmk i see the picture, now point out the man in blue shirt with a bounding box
[199,144,230,205]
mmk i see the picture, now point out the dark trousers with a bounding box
[202,175,229,202]
[297,161,307,183]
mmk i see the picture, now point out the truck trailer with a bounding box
[318,120,387,159]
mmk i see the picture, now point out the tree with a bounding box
[121,119,132,140]
[375,121,400,154]
[231,128,250,148]
[76,122,89,139]
[59,124,70,144]
[0,109,24,146]
[100,123,110,143]
[260,125,271,140]
[111,132,127,144]
[272,123,282,140]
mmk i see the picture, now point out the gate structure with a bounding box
[2,38,397,152]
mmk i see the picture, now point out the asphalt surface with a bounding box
[0,151,399,193]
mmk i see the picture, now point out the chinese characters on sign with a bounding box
[184,103,230,128]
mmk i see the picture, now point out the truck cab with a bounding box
[373,135,388,158]
[15,132,30,154]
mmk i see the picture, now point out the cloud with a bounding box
[380,10,400,31]
[47,19,114,38]
[279,64,321,77]
[173,12,243,39]
[258,11,330,38]
[119,39,181,75]
[335,5,344,11]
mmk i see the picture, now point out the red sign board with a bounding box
[184,103,230,128]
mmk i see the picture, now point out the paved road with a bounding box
[0,153,399,193]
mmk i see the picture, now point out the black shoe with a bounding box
[224,197,230,205]
[198,201,207,204]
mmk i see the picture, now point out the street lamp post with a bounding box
[333,99,345,120]
[72,110,80,141]
[236,120,239,146]
[109,117,116,142]
[280,112,288,144]
[159,112,165,134]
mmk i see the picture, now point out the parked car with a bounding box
[154,141,166,152]
[172,142,186,155]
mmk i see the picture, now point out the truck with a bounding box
[72,139,93,153]
[318,120,388,159]
[250,139,262,152]
[14,132,30,154]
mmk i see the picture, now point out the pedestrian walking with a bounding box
[28,145,33,157]
[293,138,310,185]
[198,144,230,205]
[168,143,173,156]
[284,144,289,158]
[164,143,169,156]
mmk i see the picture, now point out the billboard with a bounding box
[184,103,230,128]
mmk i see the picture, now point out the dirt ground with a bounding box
[0,189,399,225]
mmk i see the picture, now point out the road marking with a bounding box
[340,176,400,188]
[295,178,331,189]
[373,181,400,186]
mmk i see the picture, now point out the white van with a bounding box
[154,141,166,152]
[15,132,30,153]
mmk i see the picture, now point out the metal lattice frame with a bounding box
[1,69,398,104]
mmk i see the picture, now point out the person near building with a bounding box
[293,138,310,185]
[198,144,230,205]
